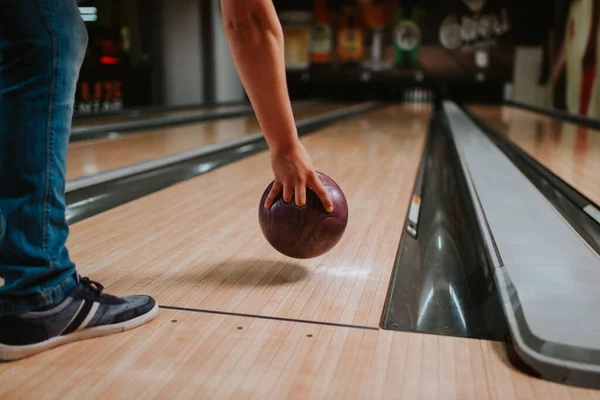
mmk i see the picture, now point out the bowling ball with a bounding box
[258,171,348,259]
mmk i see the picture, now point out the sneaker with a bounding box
[0,276,158,361]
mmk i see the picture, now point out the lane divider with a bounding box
[66,102,382,194]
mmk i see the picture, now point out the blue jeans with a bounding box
[0,0,87,315]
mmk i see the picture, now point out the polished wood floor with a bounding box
[469,105,600,207]
[1,105,598,399]
[5,309,599,400]
[66,103,348,181]
[64,106,427,327]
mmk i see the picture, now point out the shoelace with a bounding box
[80,277,105,294]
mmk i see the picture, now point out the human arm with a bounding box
[220,0,334,212]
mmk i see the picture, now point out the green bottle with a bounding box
[393,5,420,68]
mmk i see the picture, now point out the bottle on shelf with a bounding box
[361,0,392,71]
[337,2,365,64]
[393,1,421,69]
[310,0,334,65]
[279,11,312,71]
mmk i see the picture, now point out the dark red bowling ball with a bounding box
[258,171,349,259]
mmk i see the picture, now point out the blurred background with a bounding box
[73,0,599,120]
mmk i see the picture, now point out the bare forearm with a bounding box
[221,0,298,151]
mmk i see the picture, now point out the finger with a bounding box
[282,181,294,204]
[309,175,334,212]
[295,179,307,207]
[264,181,283,209]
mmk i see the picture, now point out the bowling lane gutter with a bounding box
[462,106,600,254]
[379,106,508,342]
[70,99,325,142]
[65,101,383,224]
[505,99,600,132]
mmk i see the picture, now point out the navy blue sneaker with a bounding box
[0,276,158,361]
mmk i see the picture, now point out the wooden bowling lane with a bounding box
[66,103,350,181]
[64,105,429,329]
[468,105,600,207]
[2,105,599,398]
[2,308,599,399]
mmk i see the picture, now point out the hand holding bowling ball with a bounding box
[259,172,349,259]
[263,142,334,213]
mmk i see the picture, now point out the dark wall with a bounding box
[74,0,160,115]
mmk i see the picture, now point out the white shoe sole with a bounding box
[0,302,159,362]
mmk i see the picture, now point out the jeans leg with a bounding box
[0,0,88,315]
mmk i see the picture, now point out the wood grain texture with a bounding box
[468,105,600,207]
[0,309,597,399]
[66,104,349,181]
[1,105,598,398]
[64,106,429,328]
